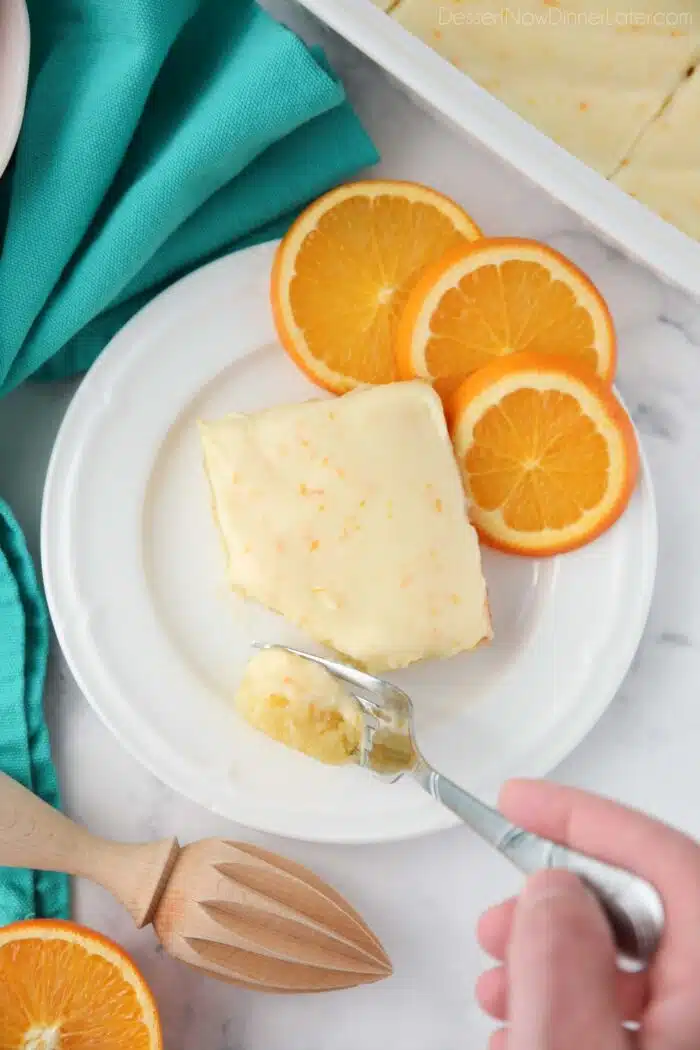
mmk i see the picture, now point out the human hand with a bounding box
[476,779,700,1049]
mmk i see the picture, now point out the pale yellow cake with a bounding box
[200,381,491,674]
[390,0,700,177]
[614,65,700,240]
[235,648,363,765]
[236,648,418,773]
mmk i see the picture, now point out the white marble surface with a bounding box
[2,3,700,1047]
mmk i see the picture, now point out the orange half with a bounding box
[448,353,638,556]
[396,238,616,396]
[0,920,162,1049]
[271,180,481,393]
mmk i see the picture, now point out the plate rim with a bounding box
[41,242,658,844]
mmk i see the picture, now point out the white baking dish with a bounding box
[296,0,700,300]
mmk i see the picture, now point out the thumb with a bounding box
[508,869,630,1050]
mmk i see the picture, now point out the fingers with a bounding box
[507,869,630,1050]
[489,1028,508,1050]
[479,895,650,1020]
[476,963,649,1022]
[478,898,516,960]
[477,966,507,1017]
[499,779,700,923]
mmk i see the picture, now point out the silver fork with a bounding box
[254,643,665,965]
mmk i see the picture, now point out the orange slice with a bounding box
[396,238,616,396]
[0,919,161,1049]
[271,180,481,393]
[448,353,638,556]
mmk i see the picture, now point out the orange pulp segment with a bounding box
[271,180,481,393]
[448,353,638,556]
[0,919,161,1049]
[396,237,616,394]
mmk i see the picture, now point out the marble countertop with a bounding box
[2,3,700,1047]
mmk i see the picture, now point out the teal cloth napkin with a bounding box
[0,501,69,922]
[0,0,378,921]
[0,0,378,389]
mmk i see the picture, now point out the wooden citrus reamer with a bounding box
[0,771,391,991]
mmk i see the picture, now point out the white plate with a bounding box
[0,0,29,179]
[42,242,657,844]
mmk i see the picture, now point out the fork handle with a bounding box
[413,765,664,965]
